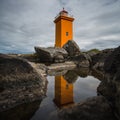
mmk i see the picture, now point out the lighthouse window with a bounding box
[66,32,69,36]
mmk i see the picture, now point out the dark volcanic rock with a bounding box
[58,96,117,120]
[104,46,120,76]
[91,49,114,71]
[98,46,120,119]
[72,53,91,68]
[97,80,117,101]
[97,77,120,119]
[91,69,105,81]
[0,100,41,120]
[0,54,47,112]
[63,40,81,58]
[35,47,68,63]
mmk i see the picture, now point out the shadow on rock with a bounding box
[0,100,41,120]
[58,96,117,120]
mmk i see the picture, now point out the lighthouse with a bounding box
[54,8,74,47]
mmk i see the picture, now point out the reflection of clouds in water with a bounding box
[74,76,100,102]
[46,76,55,98]
[31,76,57,120]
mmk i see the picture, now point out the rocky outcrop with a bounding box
[104,46,120,76]
[97,77,120,119]
[72,53,91,68]
[34,47,68,63]
[58,96,117,120]
[0,100,41,120]
[34,40,81,63]
[29,62,47,76]
[63,40,81,58]
[97,46,120,119]
[0,54,47,112]
[90,69,105,81]
[91,49,114,71]
[47,61,76,74]
[18,53,39,62]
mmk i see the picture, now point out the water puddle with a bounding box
[31,68,100,120]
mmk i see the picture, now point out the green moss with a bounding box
[87,48,100,53]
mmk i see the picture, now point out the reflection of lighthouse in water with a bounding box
[53,76,74,108]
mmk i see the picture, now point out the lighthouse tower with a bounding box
[54,8,74,47]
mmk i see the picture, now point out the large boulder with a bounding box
[58,96,117,120]
[0,54,47,112]
[35,47,68,63]
[98,46,120,119]
[63,40,81,58]
[97,77,120,119]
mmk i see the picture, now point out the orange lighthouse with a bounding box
[54,8,74,47]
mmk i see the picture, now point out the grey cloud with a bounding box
[94,10,120,25]
[102,0,118,6]
[0,0,120,53]
[59,0,68,6]
[86,39,120,50]
[0,21,18,33]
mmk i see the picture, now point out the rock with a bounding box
[48,69,68,76]
[63,70,78,83]
[0,54,47,112]
[47,61,77,72]
[90,69,105,81]
[72,53,90,68]
[87,51,99,57]
[97,80,116,102]
[17,53,39,62]
[98,46,120,119]
[29,62,47,76]
[75,68,90,78]
[0,53,35,76]
[58,96,117,120]
[0,100,41,120]
[63,40,81,58]
[54,54,64,63]
[91,49,114,71]
[97,77,120,119]
[104,46,120,76]
[34,47,68,63]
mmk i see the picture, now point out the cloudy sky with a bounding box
[0,0,120,53]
